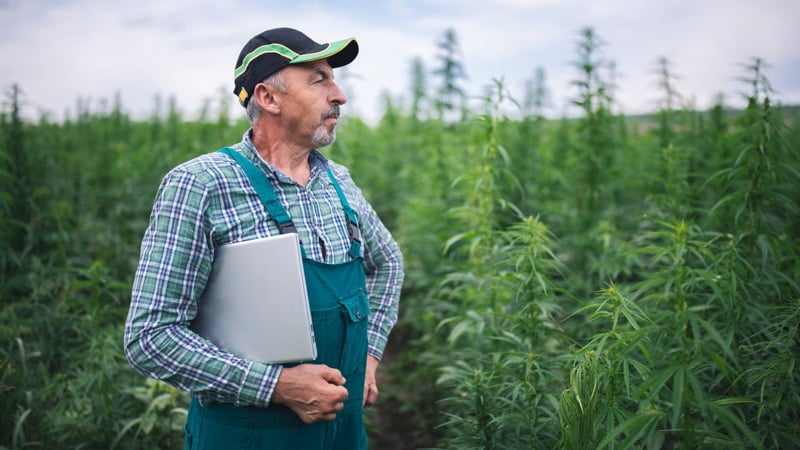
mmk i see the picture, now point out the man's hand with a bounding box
[271,364,349,424]
[363,355,380,408]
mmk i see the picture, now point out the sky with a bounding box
[1,0,798,124]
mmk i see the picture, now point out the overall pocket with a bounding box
[338,288,370,384]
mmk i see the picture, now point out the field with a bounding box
[2,29,799,449]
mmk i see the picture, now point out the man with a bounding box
[124,27,403,449]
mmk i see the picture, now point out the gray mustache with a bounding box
[322,106,340,120]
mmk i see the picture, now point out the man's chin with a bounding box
[312,129,336,148]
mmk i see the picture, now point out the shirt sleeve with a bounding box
[337,169,404,360]
[123,166,281,407]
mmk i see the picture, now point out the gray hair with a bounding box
[246,71,288,125]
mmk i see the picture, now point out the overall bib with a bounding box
[184,148,369,450]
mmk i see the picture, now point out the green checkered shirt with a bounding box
[124,131,403,407]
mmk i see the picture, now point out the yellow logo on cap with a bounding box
[238,87,249,105]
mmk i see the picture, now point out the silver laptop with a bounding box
[191,233,317,364]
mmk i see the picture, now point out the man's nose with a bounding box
[330,81,347,105]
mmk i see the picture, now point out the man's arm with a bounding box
[341,169,404,407]
[124,166,281,407]
[358,199,404,361]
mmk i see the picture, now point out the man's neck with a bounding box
[251,129,312,187]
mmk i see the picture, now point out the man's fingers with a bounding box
[273,364,351,424]
[363,355,380,408]
[300,400,346,424]
[322,367,347,386]
[363,382,379,408]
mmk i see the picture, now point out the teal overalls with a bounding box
[184,148,369,450]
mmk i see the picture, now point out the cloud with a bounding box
[1,0,798,123]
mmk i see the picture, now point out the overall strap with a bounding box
[218,147,297,235]
[326,168,362,259]
[218,147,362,259]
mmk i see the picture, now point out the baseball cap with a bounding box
[233,27,359,107]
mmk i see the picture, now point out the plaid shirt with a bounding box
[124,131,403,407]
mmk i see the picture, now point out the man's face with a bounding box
[278,60,347,149]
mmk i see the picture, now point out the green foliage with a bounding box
[0,89,236,449]
[433,28,468,121]
[1,27,799,450]
[570,27,616,225]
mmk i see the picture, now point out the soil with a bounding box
[366,336,440,450]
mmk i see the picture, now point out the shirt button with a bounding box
[356,311,362,319]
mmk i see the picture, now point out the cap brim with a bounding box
[291,38,358,68]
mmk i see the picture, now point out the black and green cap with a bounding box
[233,27,358,107]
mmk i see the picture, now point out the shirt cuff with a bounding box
[236,361,283,407]
[367,334,387,361]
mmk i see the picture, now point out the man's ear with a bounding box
[253,83,281,114]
